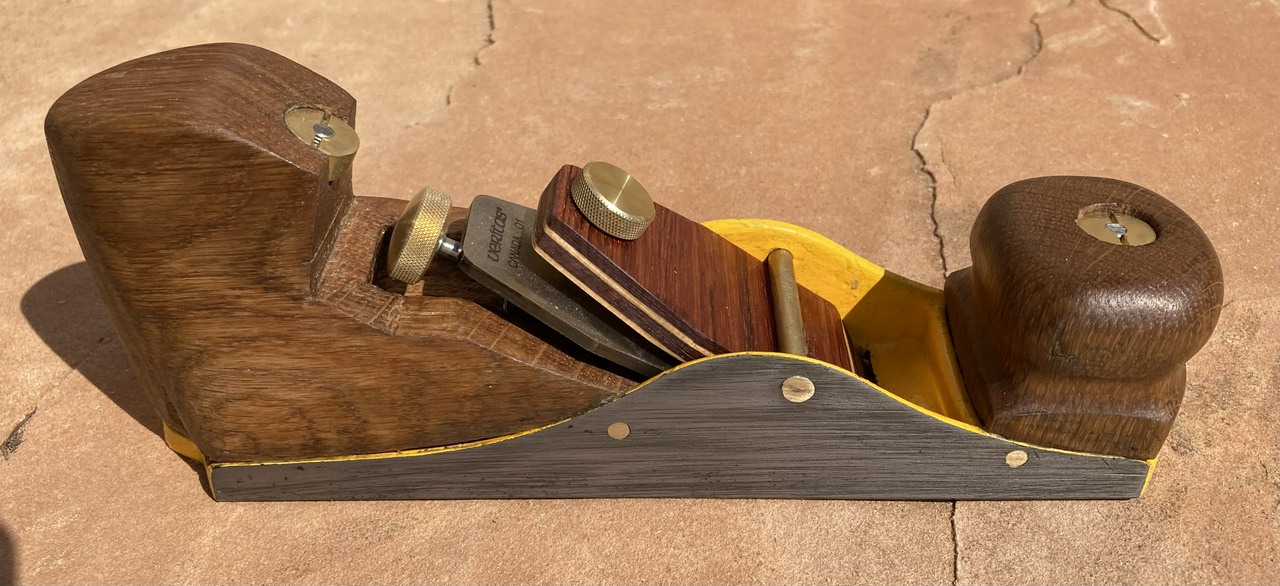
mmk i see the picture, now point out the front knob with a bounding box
[944,176,1223,460]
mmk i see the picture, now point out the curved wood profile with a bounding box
[46,43,631,461]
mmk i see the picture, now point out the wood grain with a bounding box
[46,43,632,462]
[532,165,853,371]
[208,353,1150,501]
[945,176,1223,459]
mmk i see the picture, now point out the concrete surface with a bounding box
[1,0,1276,583]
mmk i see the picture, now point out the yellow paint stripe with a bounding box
[209,417,571,470]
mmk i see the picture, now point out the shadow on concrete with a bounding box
[20,263,161,438]
[0,522,14,586]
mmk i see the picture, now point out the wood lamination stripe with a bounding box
[537,224,713,360]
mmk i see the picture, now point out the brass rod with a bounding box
[766,248,809,357]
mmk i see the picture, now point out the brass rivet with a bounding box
[607,422,630,440]
[781,376,815,403]
[1006,450,1028,468]
[283,107,359,183]
[1076,207,1156,246]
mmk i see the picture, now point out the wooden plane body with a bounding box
[46,44,1221,502]
[181,217,1153,501]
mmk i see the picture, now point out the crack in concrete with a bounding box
[480,0,496,64]
[1,407,37,461]
[1099,0,1166,44]
[446,0,498,106]
[911,1,1070,281]
[913,105,948,278]
[909,2,1075,575]
[950,501,960,585]
[1019,2,1052,76]
[9,336,116,447]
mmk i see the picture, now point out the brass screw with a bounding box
[311,121,335,146]
[1077,209,1156,246]
[284,107,360,183]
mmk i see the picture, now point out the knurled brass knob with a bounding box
[387,187,455,284]
[570,162,656,240]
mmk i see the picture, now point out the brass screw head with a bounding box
[284,107,360,183]
[387,188,453,284]
[570,162,656,240]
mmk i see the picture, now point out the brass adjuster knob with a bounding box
[387,187,461,283]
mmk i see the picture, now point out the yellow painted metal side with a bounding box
[163,422,206,465]
[701,219,886,315]
[1140,457,1158,496]
[164,423,219,495]
[703,218,979,426]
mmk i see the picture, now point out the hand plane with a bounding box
[45,44,1223,501]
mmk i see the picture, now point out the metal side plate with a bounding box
[207,353,1151,501]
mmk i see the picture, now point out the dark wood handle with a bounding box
[46,43,356,451]
[944,176,1223,459]
[46,44,631,462]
